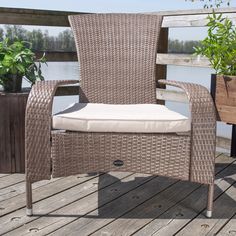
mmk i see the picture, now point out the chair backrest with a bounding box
[69,14,163,104]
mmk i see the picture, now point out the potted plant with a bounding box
[0,38,46,93]
[194,12,236,124]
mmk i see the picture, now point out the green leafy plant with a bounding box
[0,37,46,86]
[194,12,236,75]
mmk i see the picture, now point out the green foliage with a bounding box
[194,13,236,75]
[0,38,47,85]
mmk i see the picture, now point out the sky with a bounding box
[0,0,229,12]
[0,0,236,40]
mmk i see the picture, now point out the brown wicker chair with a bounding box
[25,14,216,218]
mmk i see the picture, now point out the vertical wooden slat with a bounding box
[0,96,4,171]
[230,124,236,157]
[14,95,21,172]
[0,92,29,173]
[0,95,11,172]
[6,95,11,172]
[156,27,169,105]
[10,95,16,173]
[21,95,28,172]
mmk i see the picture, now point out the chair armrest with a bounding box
[158,80,216,184]
[25,80,78,182]
[158,80,216,122]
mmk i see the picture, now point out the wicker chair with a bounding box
[25,14,216,218]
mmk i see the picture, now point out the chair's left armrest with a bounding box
[158,79,217,184]
[25,80,78,183]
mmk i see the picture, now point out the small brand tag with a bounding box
[113,160,124,167]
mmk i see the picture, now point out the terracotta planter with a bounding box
[2,74,23,93]
[211,74,236,124]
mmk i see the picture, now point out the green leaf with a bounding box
[194,13,236,76]
[0,37,47,85]
[15,64,25,74]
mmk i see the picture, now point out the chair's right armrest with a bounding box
[25,80,78,183]
[158,79,217,184]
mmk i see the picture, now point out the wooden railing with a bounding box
[2,7,236,100]
[2,7,236,62]
[2,7,235,27]
[1,6,236,151]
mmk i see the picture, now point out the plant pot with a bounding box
[211,74,236,124]
[2,74,23,93]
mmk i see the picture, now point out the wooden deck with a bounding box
[0,153,235,236]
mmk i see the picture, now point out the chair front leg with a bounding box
[206,183,214,218]
[26,181,33,216]
[25,80,78,216]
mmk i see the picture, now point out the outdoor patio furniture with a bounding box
[25,13,216,218]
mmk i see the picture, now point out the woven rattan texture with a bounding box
[25,14,216,187]
[69,14,162,104]
[51,132,191,181]
[159,80,216,184]
[25,80,78,182]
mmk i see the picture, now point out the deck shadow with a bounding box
[34,162,236,219]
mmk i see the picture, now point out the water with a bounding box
[22,62,232,139]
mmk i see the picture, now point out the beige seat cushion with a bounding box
[52,103,191,133]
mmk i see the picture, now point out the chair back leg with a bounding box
[26,181,33,216]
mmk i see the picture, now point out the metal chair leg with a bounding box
[206,183,214,218]
[26,181,33,216]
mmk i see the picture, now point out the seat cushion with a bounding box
[52,103,190,133]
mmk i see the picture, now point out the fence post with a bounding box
[231,124,236,157]
[156,27,168,105]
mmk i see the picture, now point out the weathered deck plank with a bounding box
[47,177,178,236]
[216,214,236,235]
[0,174,25,189]
[133,154,236,236]
[0,173,100,217]
[0,172,134,235]
[0,154,235,236]
[176,182,236,236]
[0,174,10,178]
[83,180,197,236]
[4,173,155,236]
[90,156,236,236]
[0,178,61,202]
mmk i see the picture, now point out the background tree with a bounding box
[0,25,76,52]
[168,39,200,53]
[0,25,201,54]
[57,30,74,51]
[4,25,27,42]
[27,29,44,50]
